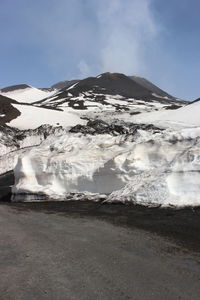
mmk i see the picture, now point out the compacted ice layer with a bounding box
[12,128,200,207]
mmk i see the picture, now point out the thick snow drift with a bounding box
[12,127,200,207]
[0,125,69,175]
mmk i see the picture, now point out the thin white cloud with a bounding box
[23,0,161,79]
[78,60,91,77]
[96,0,159,75]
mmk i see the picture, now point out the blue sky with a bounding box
[0,0,200,100]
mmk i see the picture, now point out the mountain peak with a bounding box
[0,84,31,93]
[65,72,172,100]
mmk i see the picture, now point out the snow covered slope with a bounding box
[0,73,185,130]
[7,104,86,130]
[32,73,185,126]
[160,100,200,126]
[2,72,196,207]
[35,73,182,110]
[130,99,200,129]
[1,84,56,103]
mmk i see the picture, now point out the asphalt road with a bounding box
[0,202,200,300]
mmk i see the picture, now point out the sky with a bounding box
[0,0,200,100]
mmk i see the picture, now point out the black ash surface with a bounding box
[70,119,163,136]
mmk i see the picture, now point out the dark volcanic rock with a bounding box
[190,97,200,104]
[69,119,163,136]
[0,124,67,149]
[68,99,87,110]
[129,76,173,99]
[163,104,182,110]
[0,84,30,93]
[33,72,186,109]
[0,95,21,125]
[68,73,154,99]
[0,171,14,201]
[51,79,79,90]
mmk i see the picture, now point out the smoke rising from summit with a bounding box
[96,0,159,75]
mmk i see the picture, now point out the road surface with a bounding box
[0,202,200,300]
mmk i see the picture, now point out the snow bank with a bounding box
[12,128,200,207]
[0,125,71,175]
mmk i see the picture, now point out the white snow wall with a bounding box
[12,130,200,207]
